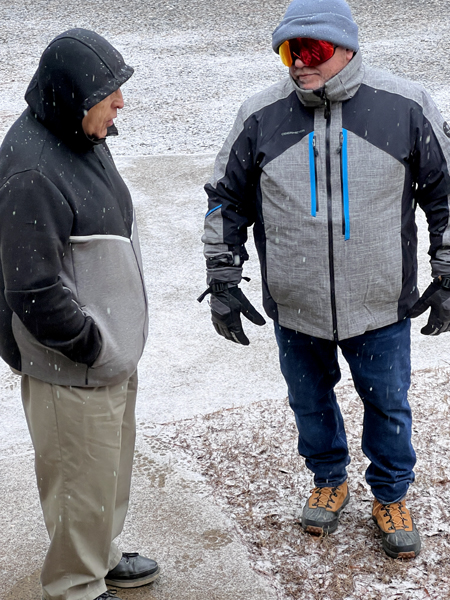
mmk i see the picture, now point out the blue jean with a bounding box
[274,319,416,503]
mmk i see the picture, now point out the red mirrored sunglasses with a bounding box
[279,38,336,67]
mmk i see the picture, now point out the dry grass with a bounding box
[149,367,450,600]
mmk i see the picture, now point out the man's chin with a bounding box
[295,76,323,90]
[95,128,108,139]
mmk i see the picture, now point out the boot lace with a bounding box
[380,501,410,531]
[310,485,341,509]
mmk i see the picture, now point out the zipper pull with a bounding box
[313,135,318,157]
[338,131,343,154]
[324,97,331,120]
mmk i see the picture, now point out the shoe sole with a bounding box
[380,544,420,560]
[304,524,332,535]
[372,518,421,559]
[303,492,350,535]
[393,550,418,559]
[105,566,160,588]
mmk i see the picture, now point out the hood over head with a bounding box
[25,28,134,150]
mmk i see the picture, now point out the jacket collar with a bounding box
[290,50,364,107]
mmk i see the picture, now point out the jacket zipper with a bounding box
[325,98,339,341]
[339,130,350,240]
[309,132,319,215]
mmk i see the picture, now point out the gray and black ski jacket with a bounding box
[0,29,148,386]
[202,51,450,341]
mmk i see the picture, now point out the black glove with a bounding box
[198,282,266,345]
[408,277,450,335]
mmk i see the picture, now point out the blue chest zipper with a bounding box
[309,132,318,216]
[340,129,350,240]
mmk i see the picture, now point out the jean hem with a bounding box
[314,476,348,488]
[372,491,408,505]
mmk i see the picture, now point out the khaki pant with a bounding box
[21,371,138,600]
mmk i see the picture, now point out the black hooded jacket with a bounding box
[0,29,148,385]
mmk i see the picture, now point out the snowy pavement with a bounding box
[1,0,450,599]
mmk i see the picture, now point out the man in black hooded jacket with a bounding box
[0,30,158,600]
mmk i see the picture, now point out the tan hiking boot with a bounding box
[372,499,421,559]
[302,481,350,535]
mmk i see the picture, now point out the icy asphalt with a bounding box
[1,0,450,599]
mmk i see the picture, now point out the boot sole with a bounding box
[372,518,421,559]
[395,551,417,559]
[381,545,420,560]
[105,566,160,588]
[302,492,350,535]
[304,524,334,535]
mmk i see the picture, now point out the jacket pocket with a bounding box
[12,313,89,386]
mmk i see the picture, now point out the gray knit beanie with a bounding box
[272,0,359,54]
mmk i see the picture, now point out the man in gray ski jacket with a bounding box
[0,30,159,600]
[200,0,450,559]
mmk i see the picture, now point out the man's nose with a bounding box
[113,89,125,109]
[293,56,307,68]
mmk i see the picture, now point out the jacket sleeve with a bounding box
[414,91,450,278]
[202,104,259,284]
[0,169,102,366]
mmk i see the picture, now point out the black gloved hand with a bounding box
[408,277,450,335]
[198,282,266,345]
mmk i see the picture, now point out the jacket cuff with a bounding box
[206,266,242,285]
[431,247,450,278]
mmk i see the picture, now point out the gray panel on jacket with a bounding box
[260,103,405,341]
